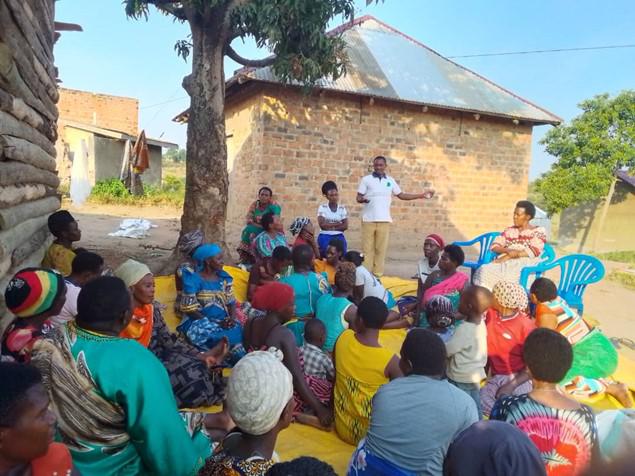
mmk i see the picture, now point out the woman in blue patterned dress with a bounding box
[177,243,245,365]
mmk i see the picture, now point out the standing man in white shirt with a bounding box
[356,156,434,277]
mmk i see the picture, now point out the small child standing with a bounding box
[425,295,456,343]
[445,286,492,419]
[301,319,335,383]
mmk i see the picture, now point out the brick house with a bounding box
[56,88,176,187]
[175,16,560,263]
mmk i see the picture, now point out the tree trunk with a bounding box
[180,24,228,247]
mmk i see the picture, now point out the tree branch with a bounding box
[225,44,276,67]
[156,4,187,21]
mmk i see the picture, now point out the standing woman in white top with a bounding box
[317,181,348,258]
[356,156,434,277]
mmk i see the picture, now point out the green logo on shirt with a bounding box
[387,182,391,187]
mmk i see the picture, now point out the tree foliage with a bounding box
[536,90,635,215]
[124,0,364,85]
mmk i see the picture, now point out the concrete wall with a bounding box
[58,88,139,136]
[224,84,533,261]
[93,136,162,186]
[557,181,635,253]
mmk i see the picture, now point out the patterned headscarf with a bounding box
[114,259,152,288]
[289,217,310,236]
[4,268,65,318]
[425,295,455,328]
[178,229,204,256]
[192,243,223,271]
[493,281,529,311]
[227,350,293,436]
[252,282,294,313]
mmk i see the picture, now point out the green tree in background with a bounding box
[536,90,635,215]
[124,0,379,249]
[164,147,187,163]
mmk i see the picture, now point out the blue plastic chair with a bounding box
[540,243,556,264]
[519,254,605,315]
[453,232,501,279]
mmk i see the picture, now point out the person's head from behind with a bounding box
[325,239,345,266]
[227,350,294,439]
[372,155,387,175]
[0,363,56,468]
[357,296,388,330]
[252,282,295,323]
[529,277,558,305]
[258,186,273,205]
[304,319,326,350]
[76,276,132,334]
[266,456,337,476]
[444,420,547,476]
[439,244,464,273]
[271,246,292,272]
[334,262,356,294]
[513,200,536,227]
[458,285,493,318]
[47,210,81,242]
[343,250,364,268]
[425,295,455,330]
[423,234,444,259]
[292,244,314,271]
[492,281,529,315]
[400,328,446,378]
[261,212,280,233]
[321,181,339,205]
[177,229,204,258]
[4,268,67,323]
[523,328,573,385]
[70,252,104,286]
[114,259,154,306]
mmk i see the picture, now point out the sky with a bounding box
[54,0,635,179]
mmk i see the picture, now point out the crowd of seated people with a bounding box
[1,191,634,476]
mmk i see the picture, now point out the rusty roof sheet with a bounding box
[229,16,561,125]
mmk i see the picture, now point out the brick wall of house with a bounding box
[58,88,139,135]
[225,84,532,262]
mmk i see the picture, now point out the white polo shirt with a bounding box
[357,174,402,222]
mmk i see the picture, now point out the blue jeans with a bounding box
[448,378,482,420]
[317,232,347,257]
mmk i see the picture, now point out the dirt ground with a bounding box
[70,203,635,360]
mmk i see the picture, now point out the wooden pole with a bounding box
[591,176,618,253]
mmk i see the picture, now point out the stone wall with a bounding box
[225,84,533,262]
[0,0,60,325]
[58,87,139,136]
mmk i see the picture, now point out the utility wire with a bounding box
[449,43,635,58]
[140,96,189,110]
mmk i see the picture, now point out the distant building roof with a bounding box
[62,120,178,149]
[174,15,561,125]
[617,169,635,189]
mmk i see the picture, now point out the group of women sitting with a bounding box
[1,197,633,476]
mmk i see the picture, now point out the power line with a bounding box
[449,44,635,59]
[140,96,189,110]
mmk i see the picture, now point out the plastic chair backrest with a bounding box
[454,232,501,265]
[554,254,605,302]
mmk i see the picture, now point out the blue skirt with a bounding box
[318,232,347,258]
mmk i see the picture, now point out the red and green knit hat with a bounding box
[4,268,65,318]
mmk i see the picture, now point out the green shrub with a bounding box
[88,176,184,206]
[595,251,635,265]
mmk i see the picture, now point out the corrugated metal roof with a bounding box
[616,169,635,189]
[63,120,178,149]
[229,16,561,125]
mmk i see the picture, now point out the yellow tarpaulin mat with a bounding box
[154,270,634,473]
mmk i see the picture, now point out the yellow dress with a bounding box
[41,243,76,277]
[334,329,395,445]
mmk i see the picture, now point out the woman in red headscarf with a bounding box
[242,282,332,429]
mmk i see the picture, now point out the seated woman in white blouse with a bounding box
[316,181,348,258]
